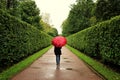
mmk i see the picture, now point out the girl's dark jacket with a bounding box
[54,47,62,55]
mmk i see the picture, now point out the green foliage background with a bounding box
[0,10,52,69]
[62,0,94,36]
[62,0,120,36]
[40,20,58,36]
[67,15,120,66]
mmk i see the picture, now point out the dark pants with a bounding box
[56,55,60,65]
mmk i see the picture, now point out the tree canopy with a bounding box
[20,0,41,29]
[95,0,120,21]
[40,20,58,37]
[0,0,58,35]
[62,0,120,36]
[62,0,94,36]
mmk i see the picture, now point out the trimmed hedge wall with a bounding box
[0,10,52,68]
[67,15,120,66]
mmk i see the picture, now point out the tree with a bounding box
[41,13,51,24]
[95,0,120,22]
[20,0,41,29]
[0,0,6,9]
[95,0,108,21]
[40,20,58,36]
[47,28,58,37]
[6,0,11,9]
[62,19,70,36]
[107,0,120,18]
[0,0,21,18]
[62,0,94,36]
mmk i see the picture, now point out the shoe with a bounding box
[56,64,60,69]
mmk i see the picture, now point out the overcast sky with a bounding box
[34,0,76,34]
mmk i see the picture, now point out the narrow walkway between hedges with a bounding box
[11,47,103,80]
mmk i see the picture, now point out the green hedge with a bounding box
[0,10,52,69]
[67,15,120,66]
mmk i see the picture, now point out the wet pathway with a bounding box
[11,47,103,80]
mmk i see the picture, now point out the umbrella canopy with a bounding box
[52,36,67,47]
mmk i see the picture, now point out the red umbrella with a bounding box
[52,36,67,47]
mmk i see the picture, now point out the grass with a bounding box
[66,45,120,80]
[0,46,52,80]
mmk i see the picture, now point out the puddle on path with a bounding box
[66,68,73,70]
[30,66,41,69]
[63,57,68,59]
[64,61,71,63]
